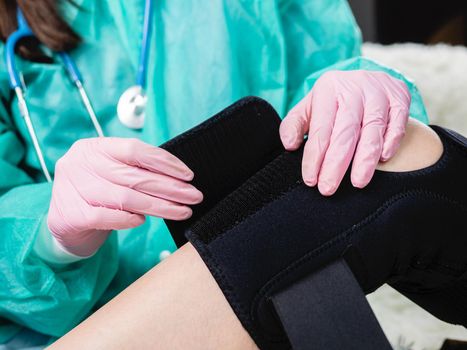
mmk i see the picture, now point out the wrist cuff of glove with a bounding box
[33,215,92,265]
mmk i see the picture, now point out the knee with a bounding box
[377,118,443,172]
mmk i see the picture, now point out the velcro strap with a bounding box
[161,97,283,247]
[271,259,392,350]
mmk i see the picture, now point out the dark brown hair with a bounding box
[0,0,81,62]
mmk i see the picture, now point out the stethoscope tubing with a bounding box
[14,87,52,182]
[5,13,32,89]
[136,0,154,88]
[5,8,104,182]
[5,0,153,181]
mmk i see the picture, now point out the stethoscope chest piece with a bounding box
[117,85,147,129]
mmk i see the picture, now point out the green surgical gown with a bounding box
[0,0,429,343]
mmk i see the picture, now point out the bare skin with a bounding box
[377,118,443,172]
[48,118,443,350]
[49,243,257,350]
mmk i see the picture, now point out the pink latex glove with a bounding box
[280,70,410,196]
[48,137,203,257]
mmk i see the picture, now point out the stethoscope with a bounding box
[5,1,154,182]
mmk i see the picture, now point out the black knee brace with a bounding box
[162,97,467,349]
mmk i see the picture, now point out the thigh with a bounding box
[48,243,258,350]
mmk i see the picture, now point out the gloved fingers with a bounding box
[93,137,195,181]
[279,92,312,150]
[380,76,411,161]
[87,183,193,220]
[301,81,338,187]
[381,105,410,161]
[94,163,203,205]
[85,206,146,231]
[317,93,363,196]
[351,93,389,188]
[380,74,411,106]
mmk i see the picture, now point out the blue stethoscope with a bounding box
[5,1,154,182]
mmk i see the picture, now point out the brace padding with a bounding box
[161,97,283,247]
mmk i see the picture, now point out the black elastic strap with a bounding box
[271,259,392,350]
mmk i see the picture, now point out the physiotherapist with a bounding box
[0,0,429,344]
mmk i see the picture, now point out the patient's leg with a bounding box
[48,119,445,350]
[49,243,258,350]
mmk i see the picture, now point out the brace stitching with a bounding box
[191,189,466,343]
[187,235,277,345]
[249,190,467,339]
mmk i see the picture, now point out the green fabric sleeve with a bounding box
[0,99,119,337]
[289,56,429,124]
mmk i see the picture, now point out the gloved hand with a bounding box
[280,70,411,196]
[48,137,203,257]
